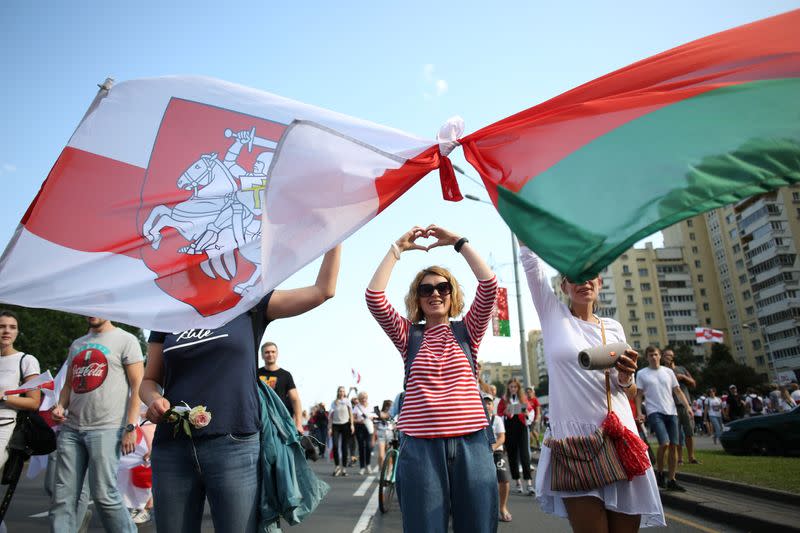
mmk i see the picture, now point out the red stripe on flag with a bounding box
[374,145,441,213]
[462,9,800,194]
[22,147,146,259]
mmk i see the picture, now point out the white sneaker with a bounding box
[133,509,151,524]
[367,465,375,474]
[359,468,366,475]
[516,485,524,494]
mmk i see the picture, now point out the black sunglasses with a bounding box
[418,281,452,298]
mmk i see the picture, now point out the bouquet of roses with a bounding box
[165,402,212,437]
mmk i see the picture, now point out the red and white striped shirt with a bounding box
[365,276,498,438]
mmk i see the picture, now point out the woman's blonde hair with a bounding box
[404,266,464,323]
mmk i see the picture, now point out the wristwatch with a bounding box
[124,423,135,433]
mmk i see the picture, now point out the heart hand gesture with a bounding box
[423,225,460,250]
[395,226,429,253]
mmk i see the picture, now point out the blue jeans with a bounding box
[709,416,723,440]
[396,429,497,533]
[49,427,135,533]
[45,451,90,528]
[647,412,679,445]
[152,432,260,533]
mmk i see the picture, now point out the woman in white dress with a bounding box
[519,245,664,532]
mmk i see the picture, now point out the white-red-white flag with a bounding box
[695,327,724,344]
[4,370,55,397]
[0,76,452,330]
[351,368,361,385]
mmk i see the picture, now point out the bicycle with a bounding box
[378,425,400,513]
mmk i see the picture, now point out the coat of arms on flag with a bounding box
[139,98,286,313]
[695,327,724,344]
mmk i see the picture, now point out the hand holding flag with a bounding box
[3,370,55,398]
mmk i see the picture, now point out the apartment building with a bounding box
[663,186,800,380]
[597,244,704,359]
[526,329,545,387]
[479,361,525,390]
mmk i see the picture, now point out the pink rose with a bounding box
[188,406,212,429]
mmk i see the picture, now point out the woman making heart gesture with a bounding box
[366,225,498,533]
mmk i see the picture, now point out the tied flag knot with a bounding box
[436,116,464,202]
[601,411,651,480]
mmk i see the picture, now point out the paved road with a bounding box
[4,458,745,532]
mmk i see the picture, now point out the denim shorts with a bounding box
[647,412,679,445]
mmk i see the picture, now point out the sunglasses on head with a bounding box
[418,281,452,297]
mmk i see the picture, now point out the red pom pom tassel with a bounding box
[601,412,651,480]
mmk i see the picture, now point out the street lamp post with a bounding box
[463,192,532,389]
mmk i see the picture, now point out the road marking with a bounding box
[665,512,721,533]
[353,475,376,496]
[352,485,379,533]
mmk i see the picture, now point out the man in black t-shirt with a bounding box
[725,384,746,421]
[258,342,304,433]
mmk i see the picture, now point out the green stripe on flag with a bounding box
[499,78,800,281]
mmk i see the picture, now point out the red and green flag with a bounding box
[462,9,800,282]
[493,287,511,337]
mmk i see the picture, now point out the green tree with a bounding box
[697,343,766,394]
[536,376,549,397]
[708,343,735,366]
[1,305,145,373]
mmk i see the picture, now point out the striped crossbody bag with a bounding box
[546,320,628,491]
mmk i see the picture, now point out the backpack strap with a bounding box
[18,353,27,386]
[403,324,425,390]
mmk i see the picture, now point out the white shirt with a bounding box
[0,352,41,418]
[791,389,800,403]
[636,366,679,416]
[693,398,704,417]
[705,397,723,418]
[491,415,505,451]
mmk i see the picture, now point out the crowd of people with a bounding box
[1,225,799,533]
[686,382,798,445]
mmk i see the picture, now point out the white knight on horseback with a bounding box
[141,127,275,294]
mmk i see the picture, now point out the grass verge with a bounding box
[678,449,800,494]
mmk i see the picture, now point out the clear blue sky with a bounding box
[1,1,797,407]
